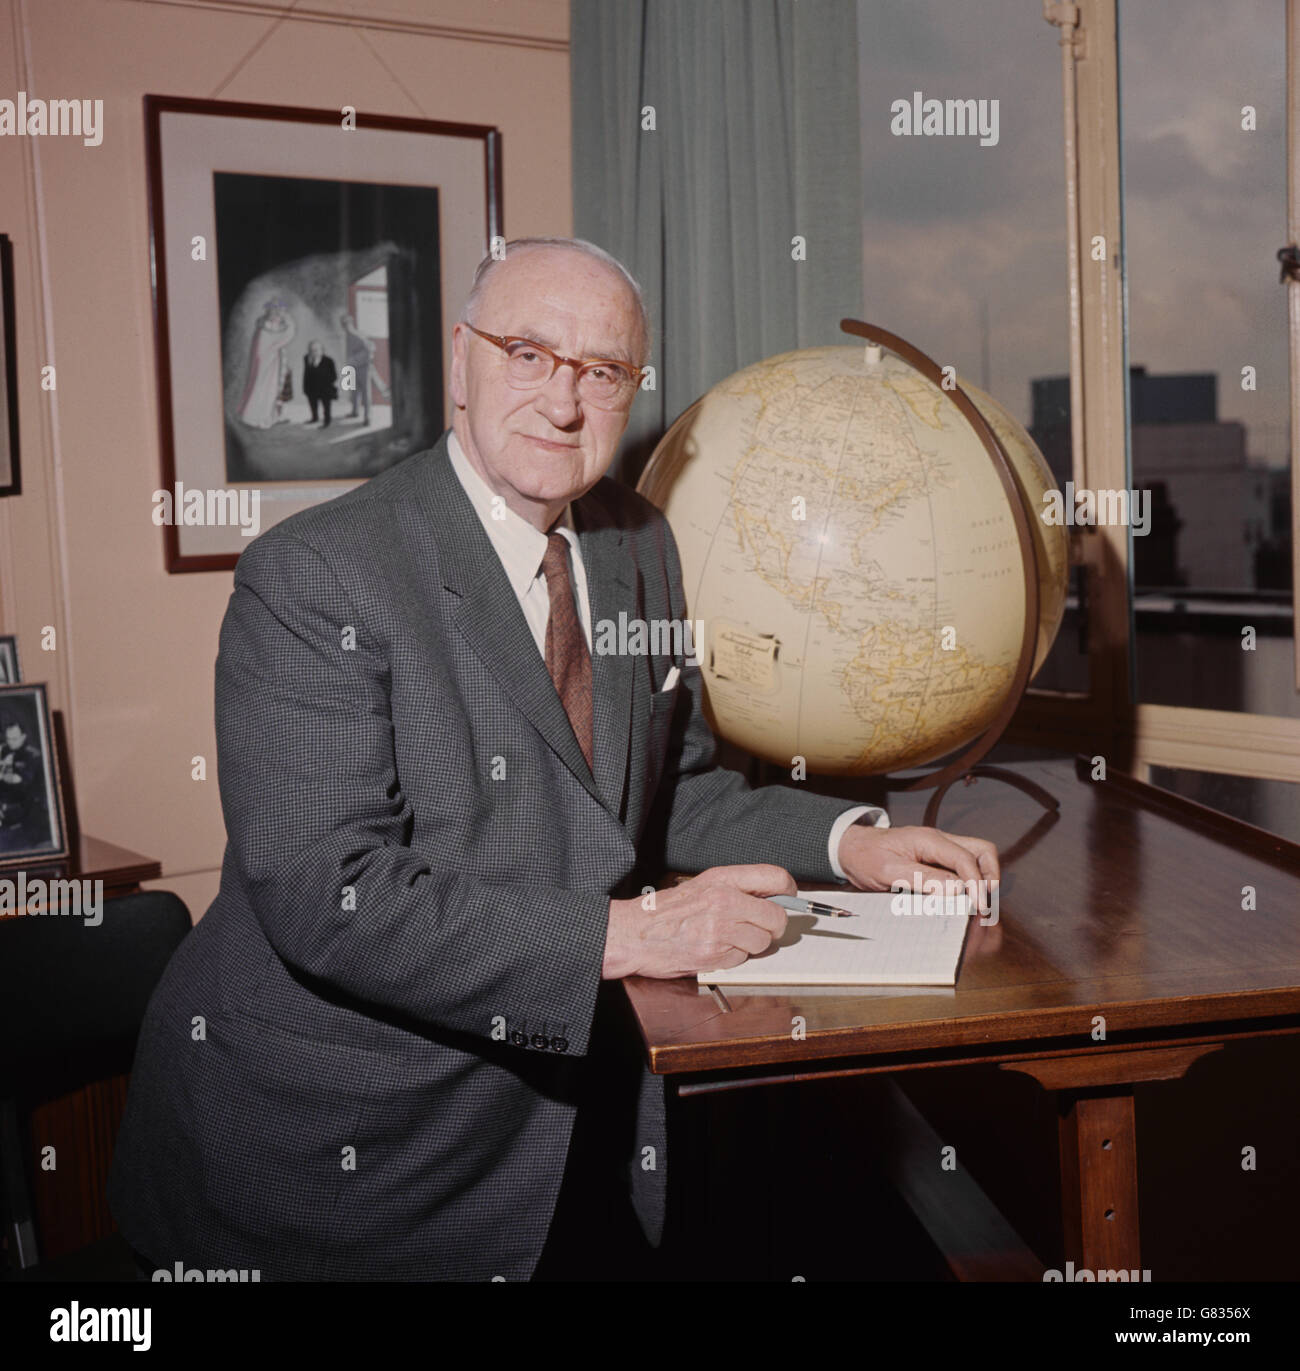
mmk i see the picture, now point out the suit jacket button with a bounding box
[550,1036,569,1053]
[510,1030,527,1047]
[530,1033,548,1049]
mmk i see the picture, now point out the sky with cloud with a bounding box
[857,0,1288,467]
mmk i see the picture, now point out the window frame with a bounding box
[1007,0,1300,793]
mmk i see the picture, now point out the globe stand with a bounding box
[839,319,1060,829]
[905,764,1060,828]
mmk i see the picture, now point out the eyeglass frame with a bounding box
[462,322,645,408]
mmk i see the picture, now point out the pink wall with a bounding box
[0,0,572,918]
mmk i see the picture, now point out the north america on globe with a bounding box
[638,343,1068,776]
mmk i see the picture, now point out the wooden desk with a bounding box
[624,758,1300,1279]
[0,835,162,916]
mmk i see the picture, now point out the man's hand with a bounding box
[837,823,1000,913]
[603,864,795,980]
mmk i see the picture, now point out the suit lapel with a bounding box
[411,437,631,816]
[573,489,637,820]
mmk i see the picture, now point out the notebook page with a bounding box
[696,889,973,986]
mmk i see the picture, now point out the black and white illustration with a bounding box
[145,97,498,569]
[214,173,443,484]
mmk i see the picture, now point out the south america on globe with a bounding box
[637,342,1069,777]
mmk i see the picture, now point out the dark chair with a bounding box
[0,888,192,1278]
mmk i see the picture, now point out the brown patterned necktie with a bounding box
[541,531,594,772]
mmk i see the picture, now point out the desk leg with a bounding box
[1002,1042,1222,1279]
[1057,1089,1141,1275]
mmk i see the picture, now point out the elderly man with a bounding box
[109,237,997,1282]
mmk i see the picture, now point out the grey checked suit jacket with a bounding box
[108,432,860,1280]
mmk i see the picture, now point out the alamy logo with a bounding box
[890,91,999,147]
[50,1304,150,1350]
[0,91,103,147]
[1040,482,1151,536]
[152,482,261,538]
[152,1261,261,1282]
[0,874,103,926]
[593,612,704,664]
[1043,1262,1152,1282]
[890,872,999,926]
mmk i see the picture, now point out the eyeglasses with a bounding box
[463,323,643,411]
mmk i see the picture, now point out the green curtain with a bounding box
[571,0,864,481]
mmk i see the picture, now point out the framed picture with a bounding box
[0,233,20,497]
[0,635,19,684]
[144,96,503,571]
[0,683,68,870]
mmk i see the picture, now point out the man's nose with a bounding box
[534,362,582,426]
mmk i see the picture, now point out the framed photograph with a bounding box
[144,96,503,571]
[0,635,19,684]
[0,683,68,870]
[0,233,20,497]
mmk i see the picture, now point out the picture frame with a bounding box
[0,233,20,497]
[0,682,69,870]
[144,96,503,572]
[0,635,19,684]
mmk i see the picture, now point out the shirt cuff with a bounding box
[827,804,891,881]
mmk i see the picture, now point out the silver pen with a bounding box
[766,894,857,919]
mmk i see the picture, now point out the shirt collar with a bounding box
[447,429,578,598]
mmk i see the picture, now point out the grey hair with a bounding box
[462,236,651,365]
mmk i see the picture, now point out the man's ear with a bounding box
[449,323,469,409]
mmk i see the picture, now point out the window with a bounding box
[860,0,1300,831]
[1121,0,1294,720]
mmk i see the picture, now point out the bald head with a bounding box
[463,237,650,367]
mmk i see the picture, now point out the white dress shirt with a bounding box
[449,430,592,653]
[446,430,888,879]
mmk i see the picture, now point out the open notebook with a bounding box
[696,889,973,987]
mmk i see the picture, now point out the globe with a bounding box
[636,341,1069,776]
